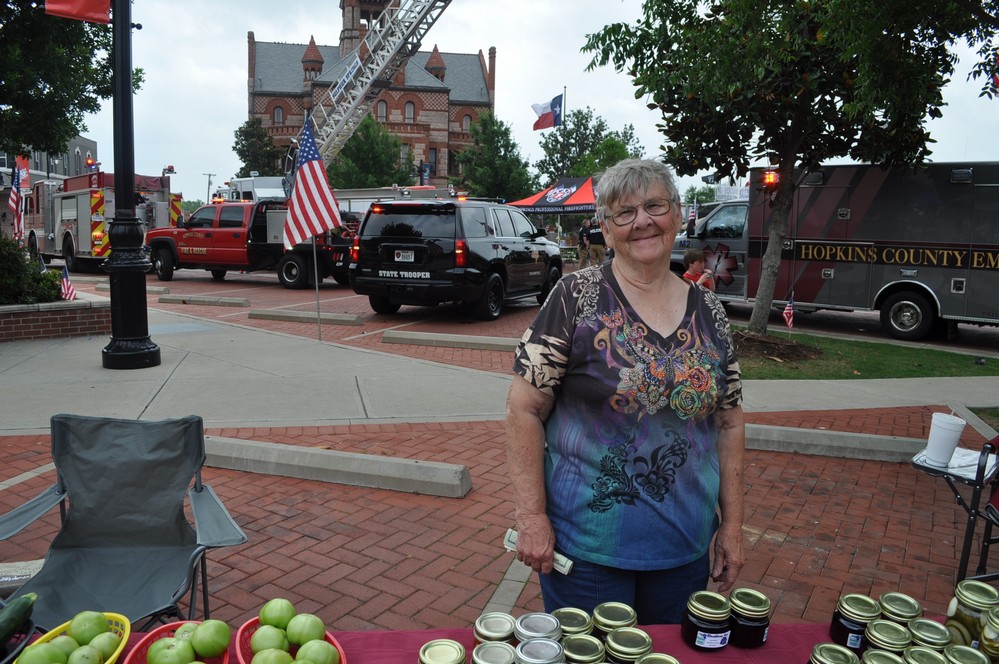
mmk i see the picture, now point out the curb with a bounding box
[248,309,363,325]
[381,330,519,351]
[160,295,250,307]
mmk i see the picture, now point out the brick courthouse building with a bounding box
[246,0,495,187]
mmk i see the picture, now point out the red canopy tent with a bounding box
[508,176,596,214]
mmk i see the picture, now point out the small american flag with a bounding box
[7,166,24,241]
[283,119,342,249]
[60,266,77,300]
[688,201,697,224]
[782,296,795,329]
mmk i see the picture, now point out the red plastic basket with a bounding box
[234,618,346,664]
[122,621,231,664]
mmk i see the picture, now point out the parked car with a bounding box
[348,199,563,319]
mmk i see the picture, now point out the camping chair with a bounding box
[0,414,247,631]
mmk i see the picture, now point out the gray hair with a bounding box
[595,159,679,222]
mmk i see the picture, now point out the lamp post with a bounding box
[101,0,160,369]
[204,173,216,202]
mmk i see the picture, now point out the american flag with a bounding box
[60,266,77,301]
[283,120,342,249]
[7,166,24,241]
[688,201,697,224]
[783,295,795,329]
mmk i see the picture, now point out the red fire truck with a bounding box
[23,171,174,272]
[673,161,999,340]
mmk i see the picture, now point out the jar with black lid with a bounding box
[810,642,861,664]
[901,646,946,664]
[863,619,912,656]
[604,627,653,664]
[681,590,731,651]
[831,594,882,654]
[591,603,637,641]
[946,580,999,648]
[907,619,951,652]
[863,650,904,664]
[729,587,771,648]
[560,635,604,664]
[941,644,990,664]
[553,608,593,638]
[880,593,923,625]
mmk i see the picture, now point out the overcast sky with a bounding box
[82,0,998,203]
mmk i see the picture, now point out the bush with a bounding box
[0,235,61,305]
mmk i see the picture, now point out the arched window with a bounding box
[404,101,415,123]
[376,100,388,122]
[462,114,472,131]
[273,106,284,126]
[74,149,82,175]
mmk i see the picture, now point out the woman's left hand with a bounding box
[710,522,745,592]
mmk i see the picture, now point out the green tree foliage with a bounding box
[180,199,204,216]
[0,1,142,156]
[0,236,60,305]
[584,0,998,334]
[233,117,283,178]
[455,112,536,200]
[326,115,413,188]
[534,108,644,184]
[682,185,716,205]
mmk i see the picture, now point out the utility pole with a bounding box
[204,173,216,202]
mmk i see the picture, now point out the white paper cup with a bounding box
[925,412,967,467]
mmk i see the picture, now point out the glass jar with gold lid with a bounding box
[553,608,593,637]
[476,612,517,644]
[946,580,999,647]
[907,619,951,652]
[901,646,947,664]
[880,593,923,624]
[515,613,562,643]
[979,606,999,660]
[604,627,653,664]
[515,638,566,664]
[420,639,467,664]
[634,655,680,664]
[810,643,861,664]
[941,644,989,664]
[832,594,883,654]
[560,634,604,664]
[862,650,904,664]
[729,587,771,648]
[473,642,518,664]
[863,619,912,655]
[681,590,731,651]
[591,603,637,641]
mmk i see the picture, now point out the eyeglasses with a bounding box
[605,198,677,226]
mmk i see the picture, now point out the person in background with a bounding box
[682,248,715,292]
[586,217,607,265]
[577,219,591,268]
[505,158,745,625]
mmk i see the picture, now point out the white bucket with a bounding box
[925,412,967,467]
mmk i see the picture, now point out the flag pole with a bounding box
[312,237,323,342]
[559,85,568,178]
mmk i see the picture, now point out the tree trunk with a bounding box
[747,171,794,335]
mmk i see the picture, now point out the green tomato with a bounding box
[190,620,231,659]
[249,625,288,655]
[89,632,122,662]
[258,599,296,631]
[66,612,108,648]
[251,650,294,664]
[285,615,325,647]
[67,645,104,664]
[18,643,68,664]
[295,640,339,664]
[173,624,198,642]
[146,637,196,664]
[48,636,80,660]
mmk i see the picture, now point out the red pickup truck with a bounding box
[144,200,349,289]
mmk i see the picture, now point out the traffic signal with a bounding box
[762,169,779,190]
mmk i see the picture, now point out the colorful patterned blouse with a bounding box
[513,263,743,570]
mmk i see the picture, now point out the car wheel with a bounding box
[369,295,401,315]
[153,249,175,281]
[277,254,309,289]
[211,269,227,281]
[880,291,935,341]
[474,273,505,320]
[63,238,78,272]
[537,266,561,305]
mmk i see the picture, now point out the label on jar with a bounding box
[846,633,863,648]
[694,630,731,648]
[762,626,769,643]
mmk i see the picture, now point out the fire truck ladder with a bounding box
[311,0,452,163]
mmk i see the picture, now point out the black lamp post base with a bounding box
[102,339,161,370]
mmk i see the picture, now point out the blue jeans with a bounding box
[538,550,710,625]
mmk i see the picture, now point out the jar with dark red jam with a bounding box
[831,594,882,655]
[729,587,772,648]
[681,590,731,651]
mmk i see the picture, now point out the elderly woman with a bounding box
[505,159,745,625]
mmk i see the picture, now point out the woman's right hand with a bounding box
[516,513,556,574]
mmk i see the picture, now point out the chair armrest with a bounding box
[188,484,247,548]
[0,484,63,541]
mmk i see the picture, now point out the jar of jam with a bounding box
[476,612,517,644]
[473,642,518,664]
[810,643,861,664]
[515,638,566,664]
[901,646,946,664]
[729,587,771,648]
[863,650,904,664]
[591,603,637,641]
[947,580,999,647]
[635,655,680,664]
[907,619,951,652]
[681,590,731,651]
[561,634,604,664]
[553,608,593,638]
[880,593,923,625]
[979,606,999,661]
[420,639,467,664]
[515,613,563,644]
[941,644,990,664]
[604,627,653,664]
[863,619,912,656]
[831,594,882,654]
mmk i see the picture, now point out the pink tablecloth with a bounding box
[332,623,832,664]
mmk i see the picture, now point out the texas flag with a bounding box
[532,94,564,131]
[45,0,111,23]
